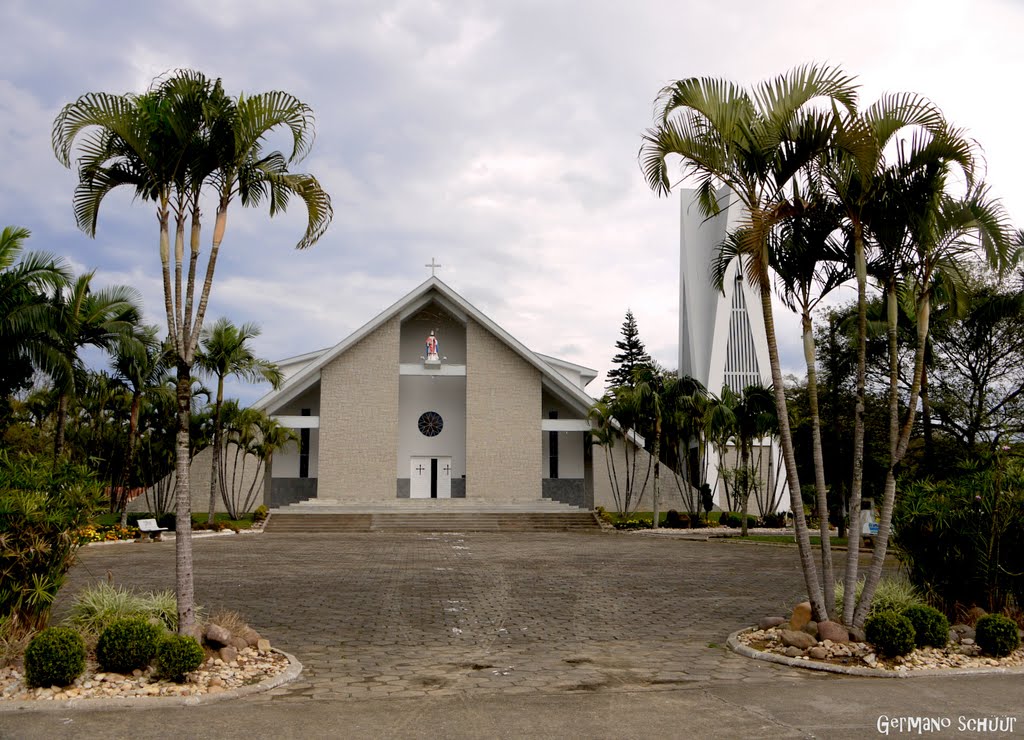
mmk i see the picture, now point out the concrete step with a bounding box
[271,498,588,515]
[265,512,600,533]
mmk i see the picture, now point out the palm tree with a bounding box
[45,271,141,458]
[53,70,333,635]
[769,193,849,609]
[852,173,1014,626]
[0,226,70,423]
[731,384,777,537]
[817,95,949,626]
[110,325,173,525]
[217,404,296,519]
[640,64,859,619]
[196,318,283,523]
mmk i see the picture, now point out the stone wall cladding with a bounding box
[465,320,541,501]
[318,317,400,501]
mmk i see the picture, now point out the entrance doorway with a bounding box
[410,456,452,498]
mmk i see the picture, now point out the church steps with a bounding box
[265,512,600,533]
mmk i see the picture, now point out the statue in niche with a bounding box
[425,330,440,362]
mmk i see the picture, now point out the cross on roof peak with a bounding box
[425,257,442,277]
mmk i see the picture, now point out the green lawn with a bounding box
[93,512,256,529]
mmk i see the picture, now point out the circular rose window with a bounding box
[417,411,444,437]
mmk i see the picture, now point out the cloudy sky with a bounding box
[3,0,1022,404]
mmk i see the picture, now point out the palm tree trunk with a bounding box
[803,313,835,615]
[854,293,931,626]
[843,223,868,626]
[208,376,224,524]
[53,392,70,459]
[119,392,141,528]
[740,441,750,537]
[758,269,826,619]
[651,423,661,529]
[174,362,197,637]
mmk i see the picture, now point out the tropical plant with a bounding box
[0,226,70,427]
[0,452,102,631]
[196,318,282,523]
[640,63,859,620]
[588,398,651,516]
[110,326,173,524]
[218,404,296,519]
[43,271,141,458]
[53,70,333,634]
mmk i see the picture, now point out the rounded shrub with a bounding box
[156,634,205,682]
[664,510,687,529]
[975,614,1021,657]
[865,611,916,657]
[901,604,949,648]
[96,617,162,674]
[24,627,86,688]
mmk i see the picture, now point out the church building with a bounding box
[256,276,606,510]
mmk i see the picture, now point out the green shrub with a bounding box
[614,517,652,530]
[156,634,205,682]
[664,510,687,528]
[253,505,269,523]
[24,627,86,687]
[760,513,787,528]
[865,611,916,657]
[975,614,1021,657]
[96,617,162,674]
[67,582,180,634]
[901,604,949,648]
[718,512,756,529]
[0,453,102,630]
[893,467,1024,616]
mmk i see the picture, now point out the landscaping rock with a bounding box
[953,624,975,640]
[218,646,238,663]
[847,626,866,643]
[808,646,828,660]
[863,652,877,667]
[241,627,262,647]
[205,623,232,647]
[783,646,804,658]
[789,601,812,631]
[948,629,961,645]
[256,638,271,653]
[960,644,981,657]
[230,637,249,651]
[801,621,818,638]
[817,621,849,643]
[780,629,816,650]
[758,616,786,630]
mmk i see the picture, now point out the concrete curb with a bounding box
[0,649,302,712]
[727,627,1024,678]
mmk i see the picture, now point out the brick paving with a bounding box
[55,530,834,703]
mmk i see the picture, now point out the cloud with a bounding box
[2,0,1023,410]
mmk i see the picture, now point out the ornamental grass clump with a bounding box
[975,614,1021,657]
[865,611,916,657]
[901,604,949,648]
[96,617,162,674]
[24,627,85,688]
[68,582,179,635]
[156,634,205,682]
[834,576,926,619]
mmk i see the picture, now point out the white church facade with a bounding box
[256,276,632,510]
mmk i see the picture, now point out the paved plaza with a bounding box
[5,530,1023,738]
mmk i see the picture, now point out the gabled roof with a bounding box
[255,277,598,417]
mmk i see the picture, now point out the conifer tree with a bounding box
[606,309,653,392]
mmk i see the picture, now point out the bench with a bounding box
[137,518,168,541]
